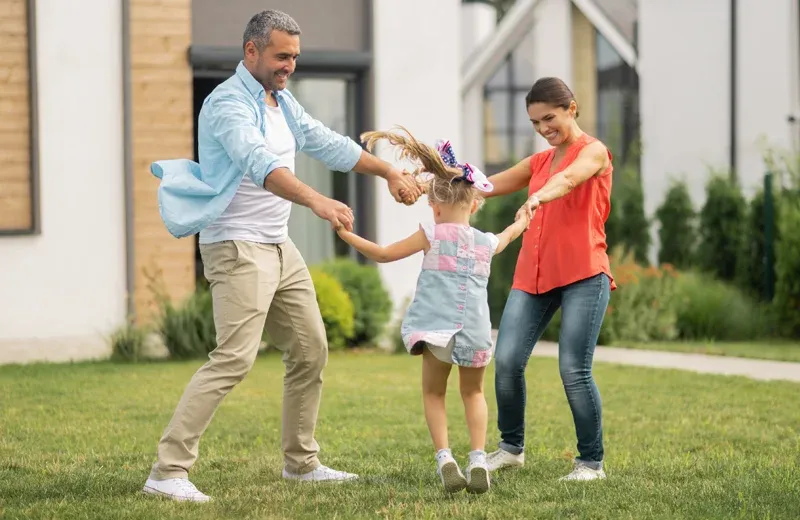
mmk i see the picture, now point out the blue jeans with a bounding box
[494,273,610,464]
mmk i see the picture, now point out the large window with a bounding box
[596,32,639,166]
[483,43,536,172]
[0,0,38,235]
[286,76,359,264]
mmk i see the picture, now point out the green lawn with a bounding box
[1,351,798,519]
[612,340,800,363]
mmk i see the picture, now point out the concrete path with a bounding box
[520,339,800,383]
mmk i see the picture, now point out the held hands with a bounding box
[311,195,354,232]
[386,167,422,205]
[515,195,540,230]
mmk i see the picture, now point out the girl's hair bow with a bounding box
[434,139,494,193]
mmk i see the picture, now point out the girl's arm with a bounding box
[482,157,533,198]
[493,214,531,255]
[337,228,429,263]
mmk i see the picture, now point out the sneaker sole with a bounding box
[487,461,524,473]
[467,467,490,494]
[141,485,210,503]
[439,462,467,493]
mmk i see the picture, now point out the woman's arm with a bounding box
[519,141,609,219]
[336,228,429,263]
[483,157,533,198]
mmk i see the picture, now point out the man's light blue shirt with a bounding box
[150,61,363,239]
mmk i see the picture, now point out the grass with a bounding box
[1,351,799,519]
[612,340,800,363]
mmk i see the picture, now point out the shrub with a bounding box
[655,178,697,269]
[110,323,147,363]
[309,267,355,350]
[159,288,217,360]
[319,258,392,346]
[672,271,766,341]
[472,189,529,324]
[601,248,679,343]
[389,297,412,355]
[615,163,651,265]
[697,172,746,282]
[773,195,800,338]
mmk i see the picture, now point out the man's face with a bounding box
[245,30,300,91]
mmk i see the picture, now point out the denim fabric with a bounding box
[493,273,610,463]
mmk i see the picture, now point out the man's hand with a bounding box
[386,167,421,205]
[310,196,354,231]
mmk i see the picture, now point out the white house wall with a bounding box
[0,0,127,363]
[737,0,797,193]
[371,0,462,309]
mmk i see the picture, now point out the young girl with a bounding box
[335,127,529,494]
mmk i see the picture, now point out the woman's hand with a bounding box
[515,195,540,229]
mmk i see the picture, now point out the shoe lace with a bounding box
[176,479,201,495]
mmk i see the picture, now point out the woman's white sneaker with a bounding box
[142,478,210,502]
[559,461,606,481]
[486,448,525,472]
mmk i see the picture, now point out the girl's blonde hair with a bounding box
[360,126,481,208]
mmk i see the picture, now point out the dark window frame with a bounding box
[0,0,41,236]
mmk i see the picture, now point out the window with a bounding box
[596,32,639,166]
[0,0,38,234]
[483,47,536,172]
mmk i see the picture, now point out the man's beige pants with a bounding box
[149,239,328,479]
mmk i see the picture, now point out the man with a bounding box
[142,10,421,502]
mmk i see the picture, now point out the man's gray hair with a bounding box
[243,10,301,50]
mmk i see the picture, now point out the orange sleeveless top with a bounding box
[512,133,616,295]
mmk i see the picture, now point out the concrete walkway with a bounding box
[523,340,800,383]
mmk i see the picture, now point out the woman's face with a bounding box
[527,100,577,146]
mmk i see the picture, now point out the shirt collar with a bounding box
[236,61,285,103]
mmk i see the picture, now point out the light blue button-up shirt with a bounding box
[150,61,363,239]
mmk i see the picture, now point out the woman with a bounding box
[482,77,616,481]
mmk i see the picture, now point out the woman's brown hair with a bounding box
[525,77,579,118]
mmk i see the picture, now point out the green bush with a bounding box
[389,297,412,355]
[159,288,217,360]
[309,267,355,350]
[110,323,147,363]
[472,189,529,324]
[601,249,679,343]
[319,258,392,346]
[773,195,800,338]
[655,179,697,269]
[672,271,766,341]
[614,163,651,265]
[697,172,746,282]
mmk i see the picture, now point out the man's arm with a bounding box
[205,95,354,230]
[287,93,421,204]
[265,167,355,231]
[351,151,422,204]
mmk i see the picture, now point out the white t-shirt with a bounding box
[199,103,297,245]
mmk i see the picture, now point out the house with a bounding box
[1,0,796,364]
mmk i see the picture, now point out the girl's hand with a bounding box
[515,195,539,229]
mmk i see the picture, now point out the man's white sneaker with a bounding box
[559,461,606,481]
[142,477,210,502]
[282,465,358,482]
[486,448,525,472]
